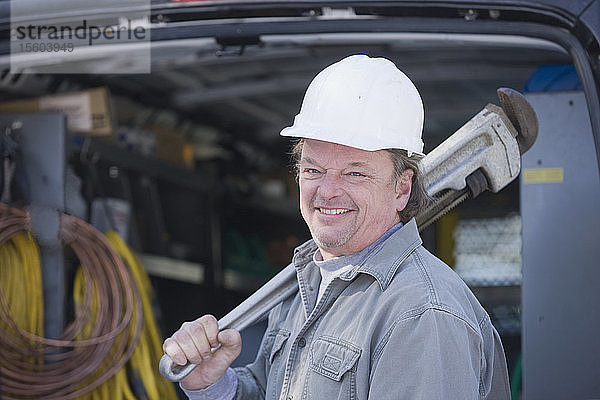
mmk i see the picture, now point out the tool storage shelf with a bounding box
[69,136,212,193]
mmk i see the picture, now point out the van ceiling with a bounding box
[1,32,570,159]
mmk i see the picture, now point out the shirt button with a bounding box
[298,337,306,348]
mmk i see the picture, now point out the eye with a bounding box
[303,168,321,174]
[347,171,365,177]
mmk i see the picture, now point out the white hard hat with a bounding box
[280,54,424,156]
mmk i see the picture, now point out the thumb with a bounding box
[217,329,242,357]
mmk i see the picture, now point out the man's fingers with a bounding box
[182,315,219,360]
[163,337,188,366]
[173,323,205,364]
[161,315,239,391]
[163,316,240,371]
[197,315,220,349]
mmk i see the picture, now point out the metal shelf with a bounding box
[69,136,211,193]
[139,253,270,292]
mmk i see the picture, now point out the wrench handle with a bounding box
[159,264,298,382]
[159,354,198,382]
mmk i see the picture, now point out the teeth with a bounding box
[319,208,349,215]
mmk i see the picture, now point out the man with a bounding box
[163,54,511,399]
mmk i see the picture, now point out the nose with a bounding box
[316,171,344,200]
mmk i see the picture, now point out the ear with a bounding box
[394,169,414,212]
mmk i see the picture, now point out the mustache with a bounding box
[310,197,357,210]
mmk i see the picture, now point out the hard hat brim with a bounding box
[280,125,425,157]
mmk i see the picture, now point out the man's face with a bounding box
[299,139,413,260]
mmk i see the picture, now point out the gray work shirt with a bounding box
[218,219,509,399]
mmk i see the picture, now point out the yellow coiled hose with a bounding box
[105,231,177,400]
[72,230,177,400]
[0,232,44,355]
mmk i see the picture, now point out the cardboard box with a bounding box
[150,125,193,169]
[0,87,113,136]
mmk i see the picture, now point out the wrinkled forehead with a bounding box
[300,139,394,171]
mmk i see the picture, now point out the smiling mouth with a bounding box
[318,208,351,215]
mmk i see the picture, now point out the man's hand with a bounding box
[162,315,242,390]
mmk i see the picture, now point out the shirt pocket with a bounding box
[307,336,361,400]
[263,329,290,364]
[263,329,290,397]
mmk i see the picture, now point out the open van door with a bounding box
[1,1,599,398]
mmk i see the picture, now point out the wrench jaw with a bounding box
[497,87,539,154]
[416,88,538,230]
[420,106,522,196]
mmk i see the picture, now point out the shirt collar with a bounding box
[292,218,422,290]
